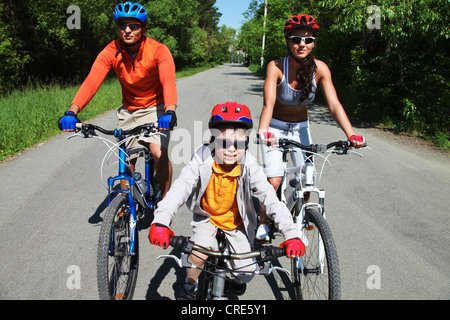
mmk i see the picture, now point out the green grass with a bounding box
[0,64,219,162]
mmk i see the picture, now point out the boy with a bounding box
[149,102,304,300]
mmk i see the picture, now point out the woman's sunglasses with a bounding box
[215,139,248,150]
[286,36,315,45]
[118,22,142,31]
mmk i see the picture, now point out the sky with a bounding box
[215,0,254,31]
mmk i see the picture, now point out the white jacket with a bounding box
[152,144,299,242]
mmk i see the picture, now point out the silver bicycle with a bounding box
[258,136,366,300]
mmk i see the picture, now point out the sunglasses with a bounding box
[286,36,315,45]
[118,22,142,31]
[215,139,248,150]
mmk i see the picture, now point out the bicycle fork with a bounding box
[294,189,326,275]
[107,145,139,257]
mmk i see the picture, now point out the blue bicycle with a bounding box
[71,122,162,300]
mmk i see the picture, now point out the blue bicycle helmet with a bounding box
[113,2,147,24]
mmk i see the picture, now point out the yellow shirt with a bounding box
[201,162,242,230]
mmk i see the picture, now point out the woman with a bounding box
[256,14,365,241]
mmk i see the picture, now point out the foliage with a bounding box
[0,0,235,95]
[238,0,449,149]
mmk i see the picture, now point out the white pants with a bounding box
[261,118,312,178]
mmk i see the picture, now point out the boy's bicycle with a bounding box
[69,122,163,300]
[258,136,366,300]
[159,232,289,300]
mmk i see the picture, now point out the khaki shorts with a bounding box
[190,221,256,283]
[116,104,170,151]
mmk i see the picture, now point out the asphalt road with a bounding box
[0,63,448,300]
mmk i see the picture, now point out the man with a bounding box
[58,2,177,197]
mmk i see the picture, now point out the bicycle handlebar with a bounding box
[75,122,158,138]
[169,236,286,260]
[254,135,367,154]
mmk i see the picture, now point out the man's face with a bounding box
[117,18,145,46]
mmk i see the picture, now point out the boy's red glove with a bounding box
[149,223,174,248]
[280,238,305,257]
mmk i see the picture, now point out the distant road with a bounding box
[0,64,448,300]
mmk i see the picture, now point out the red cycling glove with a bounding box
[263,132,275,140]
[349,135,365,145]
[149,223,174,248]
[280,238,305,257]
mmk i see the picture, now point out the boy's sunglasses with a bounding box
[215,139,248,150]
[118,22,142,31]
[286,36,315,45]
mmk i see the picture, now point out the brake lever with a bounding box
[347,150,363,157]
[255,262,291,276]
[157,252,197,269]
[67,133,84,140]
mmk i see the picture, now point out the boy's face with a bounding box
[213,128,248,167]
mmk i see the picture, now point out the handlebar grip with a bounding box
[75,123,83,130]
[262,246,286,259]
[169,236,193,254]
[273,247,286,258]
[169,236,185,249]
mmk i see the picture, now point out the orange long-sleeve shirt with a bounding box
[72,37,177,112]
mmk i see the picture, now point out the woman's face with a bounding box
[213,128,248,169]
[286,28,315,60]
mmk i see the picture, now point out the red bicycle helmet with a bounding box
[209,102,253,129]
[284,14,319,36]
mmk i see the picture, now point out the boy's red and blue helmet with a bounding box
[114,2,147,24]
[209,102,253,130]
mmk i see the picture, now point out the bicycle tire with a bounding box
[291,207,341,300]
[97,194,139,300]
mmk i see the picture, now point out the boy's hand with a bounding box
[280,238,305,258]
[149,223,174,249]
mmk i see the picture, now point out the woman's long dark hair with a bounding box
[295,53,316,103]
[286,36,317,103]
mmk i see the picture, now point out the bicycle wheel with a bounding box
[97,194,139,300]
[291,207,341,300]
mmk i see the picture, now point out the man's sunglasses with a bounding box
[118,22,142,31]
[215,139,248,150]
[286,36,315,45]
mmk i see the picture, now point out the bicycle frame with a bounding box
[70,123,161,257]
[261,141,328,275]
[107,133,160,256]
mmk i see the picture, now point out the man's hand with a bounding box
[58,111,80,131]
[158,110,177,130]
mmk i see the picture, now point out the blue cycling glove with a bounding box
[58,111,80,130]
[158,110,177,130]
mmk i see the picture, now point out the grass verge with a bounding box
[0,64,220,162]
